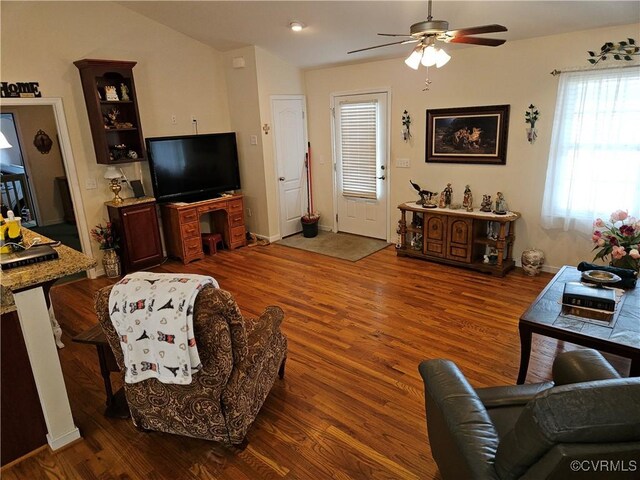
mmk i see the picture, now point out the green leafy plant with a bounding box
[525,104,539,128]
[588,38,639,65]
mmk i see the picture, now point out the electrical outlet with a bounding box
[85,178,97,190]
[396,158,410,168]
[171,114,177,124]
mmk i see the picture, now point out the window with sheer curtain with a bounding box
[541,67,640,233]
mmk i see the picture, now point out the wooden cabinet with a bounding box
[397,203,520,276]
[74,59,146,165]
[106,198,163,274]
[161,195,246,264]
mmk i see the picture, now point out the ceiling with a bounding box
[120,1,640,69]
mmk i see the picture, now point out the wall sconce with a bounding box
[262,124,271,135]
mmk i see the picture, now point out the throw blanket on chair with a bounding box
[108,272,219,384]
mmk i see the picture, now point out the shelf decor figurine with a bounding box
[525,104,539,144]
[443,183,453,207]
[410,180,437,207]
[120,83,130,101]
[493,192,508,214]
[462,185,473,212]
[104,85,119,101]
[480,194,492,212]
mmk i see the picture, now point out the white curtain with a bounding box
[541,66,640,233]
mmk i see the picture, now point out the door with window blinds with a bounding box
[334,92,388,240]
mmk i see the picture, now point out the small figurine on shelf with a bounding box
[483,247,499,264]
[443,183,453,207]
[104,85,119,101]
[438,191,446,208]
[480,194,492,212]
[493,192,508,215]
[120,83,130,101]
[462,185,473,212]
[127,150,138,159]
[409,180,437,207]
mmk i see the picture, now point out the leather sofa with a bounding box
[419,349,640,479]
[95,284,287,445]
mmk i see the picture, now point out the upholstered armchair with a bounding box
[95,284,287,445]
[419,349,640,479]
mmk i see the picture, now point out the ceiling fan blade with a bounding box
[448,36,506,47]
[377,33,413,37]
[446,24,508,37]
[348,39,419,54]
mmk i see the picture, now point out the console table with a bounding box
[161,194,246,264]
[397,203,520,276]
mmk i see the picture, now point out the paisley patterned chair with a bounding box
[94,284,288,445]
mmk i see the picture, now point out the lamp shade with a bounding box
[435,48,451,68]
[104,166,122,180]
[404,46,423,70]
[0,131,12,149]
[421,45,438,67]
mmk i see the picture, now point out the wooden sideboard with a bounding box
[161,194,246,264]
[397,202,520,276]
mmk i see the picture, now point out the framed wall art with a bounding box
[425,104,510,165]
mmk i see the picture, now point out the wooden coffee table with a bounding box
[517,265,639,384]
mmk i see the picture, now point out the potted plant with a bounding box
[592,210,640,272]
[91,222,121,278]
[301,211,320,238]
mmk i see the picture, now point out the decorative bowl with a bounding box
[581,270,622,285]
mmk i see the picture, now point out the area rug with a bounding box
[276,231,390,262]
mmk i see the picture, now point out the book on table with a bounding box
[562,282,616,312]
[0,245,59,270]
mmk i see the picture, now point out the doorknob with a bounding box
[279,177,285,181]
[377,175,386,180]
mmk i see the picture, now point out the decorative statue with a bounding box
[462,185,473,212]
[120,83,130,101]
[438,191,446,208]
[104,85,119,101]
[480,194,492,212]
[443,183,453,207]
[410,180,437,207]
[493,192,507,214]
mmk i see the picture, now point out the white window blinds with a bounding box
[339,101,378,199]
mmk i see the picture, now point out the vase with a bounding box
[102,248,121,278]
[610,256,640,273]
[521,248,545,276]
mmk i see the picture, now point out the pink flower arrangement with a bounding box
[592,210,640,271]
[90,223,119,250]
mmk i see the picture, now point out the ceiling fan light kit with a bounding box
[289,22,305,32]
[349,0,506,87]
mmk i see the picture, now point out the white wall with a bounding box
[1,1,230,259]
[304,23,640,271]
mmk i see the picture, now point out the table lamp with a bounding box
[104,166,123,204]
[0,131,13,149]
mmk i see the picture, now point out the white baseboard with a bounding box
[47,427,81,450]
[515,258,562,274]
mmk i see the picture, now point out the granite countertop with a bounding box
[104,196,156,208]
[1,228,97,314]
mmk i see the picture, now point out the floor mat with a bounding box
[276,231,390,262]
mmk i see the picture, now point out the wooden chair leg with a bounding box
[278,357,286,379]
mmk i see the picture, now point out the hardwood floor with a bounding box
[2,244,624,479]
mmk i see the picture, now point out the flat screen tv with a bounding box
[146,132,241,203]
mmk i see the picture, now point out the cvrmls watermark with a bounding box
[570,460,637,473]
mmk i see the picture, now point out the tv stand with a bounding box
[160,194,246,264]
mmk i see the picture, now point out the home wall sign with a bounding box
[0,81,42,98]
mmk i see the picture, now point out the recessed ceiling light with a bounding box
[289,22,305,32]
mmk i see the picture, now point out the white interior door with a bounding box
[333,92,388,240]
[272,96,307,238]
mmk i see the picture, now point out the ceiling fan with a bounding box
[348,0,507,70]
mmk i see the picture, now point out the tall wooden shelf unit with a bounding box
[397,202,520,276]
[74,59,146,165]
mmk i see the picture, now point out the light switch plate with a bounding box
[396,158,410,168]
[85,178,97,190]
[250,135,258,145]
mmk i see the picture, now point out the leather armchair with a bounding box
[95,284,287,445]
[419,350,640,479]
